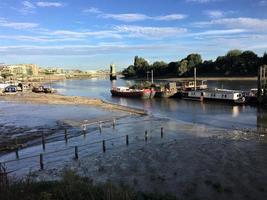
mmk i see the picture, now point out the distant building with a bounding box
[1,64,39,77]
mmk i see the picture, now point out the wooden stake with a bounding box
[145,130,148,142]
[126,135,129,146]
[161,127,164,138]
[64,129,68,143]
[102,140,106,152]
[42,133,46,150]
[75,146,78,159]
[40,154,44,170]
[15,148,19,160]
[113,118,116,129]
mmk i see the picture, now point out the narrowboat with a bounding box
[185,89,246,104]
[111,87,156,99]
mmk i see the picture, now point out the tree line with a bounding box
[122,50,267,78]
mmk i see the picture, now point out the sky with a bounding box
[0,0,267,70]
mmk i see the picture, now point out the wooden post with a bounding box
[40,154,44,170]
[75,146,78,159]
[102,140,106,152]
[64,129,68,143]
[15,148,19,160]
[126,135,129,146]
[42,133,46,150]
[145,130,148,142]
[99,121,102,133]
[161,127,164,138]
[113,118,116,129]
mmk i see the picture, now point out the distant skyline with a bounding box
[0,0,267,70]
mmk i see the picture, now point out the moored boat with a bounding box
[155,82,177,98]
[111,87,155,99]
[185,88,246,104]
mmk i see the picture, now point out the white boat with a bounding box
[186,89,245,104]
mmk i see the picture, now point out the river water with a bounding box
[51,78,267,131]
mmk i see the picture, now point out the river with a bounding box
[51,78,267,131]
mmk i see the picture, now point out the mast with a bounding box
[151,70,154,84]
[194,67,197,91]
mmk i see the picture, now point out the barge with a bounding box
[111,87,156,99]
[185,89,246,104]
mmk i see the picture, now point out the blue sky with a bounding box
[0,0,267,70]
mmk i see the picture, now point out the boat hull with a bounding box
[111,89,155,99]
[155,90,177,98]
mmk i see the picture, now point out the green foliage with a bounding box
[0,170,177,200]
[122,50,263,78]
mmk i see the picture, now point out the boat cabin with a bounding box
[177,80,207,91]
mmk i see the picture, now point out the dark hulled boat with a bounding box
[111,87,155,99]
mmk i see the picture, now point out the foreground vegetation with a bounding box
[0,170,176,200]
[122,50,267,78]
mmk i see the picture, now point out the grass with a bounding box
[0,170,177,200]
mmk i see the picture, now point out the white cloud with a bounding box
[0,18,38,29]
[259,1,267,6]
[0,44,173,56]
[36,2,64,8]
[186,0,221,3]
[194,17,267,32]
[20,1,36,14]
[115,25,187,39]
[84,7,186,22]
[101,13,150,22]
[194,29,247,36]
[204,10,224,18]
[48,30,122,39]
[155,14,187,21]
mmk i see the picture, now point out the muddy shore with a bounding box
[0,92,146,153]
[0,92,146,115]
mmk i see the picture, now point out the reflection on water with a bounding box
[50,78,264,130]
[232,106,240,118]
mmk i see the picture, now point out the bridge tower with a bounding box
[258,65,267,104]
[110,63,117,80]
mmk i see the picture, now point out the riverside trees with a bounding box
[122,50,265,78]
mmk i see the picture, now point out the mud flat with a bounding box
[15,117,267,200]
[0,92,147,115]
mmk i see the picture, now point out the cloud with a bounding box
[0,18,38,29]
[36,2,64,8]
[20,1,36,14]
[84,7,186,22]
[186,0,221,3]
[115,25,187,39]
[194,17,267,32]
[101,13,150,22]
[48,30,122,39]
[259,0,267,6]
[0,44,173,56]
[204,10,224,18]
[193,29,247,36]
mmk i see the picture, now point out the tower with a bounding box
[110,63,117,80]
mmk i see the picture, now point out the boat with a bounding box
[177,80,208,91]
[111,86,155,99]
[32,86,54,93]
[155,82,177,98]
[185,88,246,104]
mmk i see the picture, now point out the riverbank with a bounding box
[124,76,257,81]
[0,92,147,115]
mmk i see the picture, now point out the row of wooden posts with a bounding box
[15,127,164,171]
